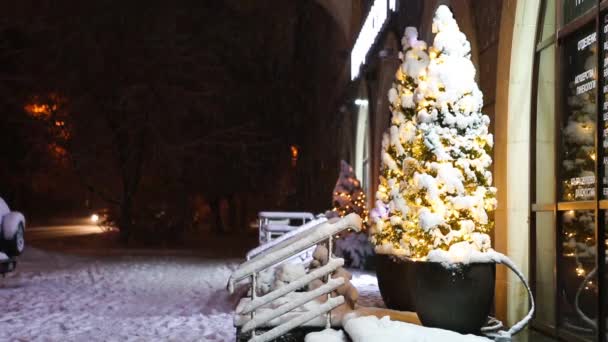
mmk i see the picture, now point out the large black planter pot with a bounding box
[412,261,496,334]
[376,254,415,311]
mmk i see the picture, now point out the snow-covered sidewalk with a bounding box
[1,247,531,342]
[0,248,243,341]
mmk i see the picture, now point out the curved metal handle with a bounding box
[482,253,535,340]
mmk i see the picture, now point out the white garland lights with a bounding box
[370,5,497,261]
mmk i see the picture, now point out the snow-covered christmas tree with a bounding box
[328,160,369,224]
[328,160,374,269]
[370,6,497,260]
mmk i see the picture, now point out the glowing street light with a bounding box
[91,214,99,223]
[355,99,368,106]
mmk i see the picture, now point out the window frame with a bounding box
[530,0,607,340]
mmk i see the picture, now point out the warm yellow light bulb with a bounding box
[576,266,586,277]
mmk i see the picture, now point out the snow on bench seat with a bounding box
[247,217,327,261]
[264,224,298,232]
[258,212,315,220]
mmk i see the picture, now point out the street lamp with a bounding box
[355,99,368,106]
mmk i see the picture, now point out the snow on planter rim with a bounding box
[376,242,505,267]
[425,241,504,266]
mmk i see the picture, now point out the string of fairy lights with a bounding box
[331,189,369,226]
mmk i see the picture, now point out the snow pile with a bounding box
[257,267,277,294]
[344,316,491,342]
[256,262,307,295]
[370,5,496,260]
[305,328,346,342]
[0,251,8,260]
[276,262,307,286]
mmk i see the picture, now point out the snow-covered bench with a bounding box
[229,214,363,342]
[257,212,315,245]
[247,216,327,261]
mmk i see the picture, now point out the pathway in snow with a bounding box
[0,248,244,341]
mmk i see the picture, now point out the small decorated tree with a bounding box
[328,160,374,269]
[328,160,369,223]
[370,5,497,261]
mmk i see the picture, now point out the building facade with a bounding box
[315,0,608,341]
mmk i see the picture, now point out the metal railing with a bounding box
[227,213,362,342]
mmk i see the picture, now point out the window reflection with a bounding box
[559,210,597,338]
[561,25,597,201]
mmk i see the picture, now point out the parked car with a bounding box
[0,197,25,270]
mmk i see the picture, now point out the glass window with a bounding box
[563,0,596,26]
[533,1,606,341]
[558,210,598,339]
[560,24,597,202]
[601,13,608,198]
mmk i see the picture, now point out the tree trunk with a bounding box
[209,197,223,234]
[119,198,133,243]
[229,193,239,233]
[240,194,248,232]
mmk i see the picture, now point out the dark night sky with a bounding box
[0,1,348,229]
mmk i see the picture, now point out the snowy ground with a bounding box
[0,246,385,342]
[0,248,245,341]
[350,269,384,308]
[0,245,546,342]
